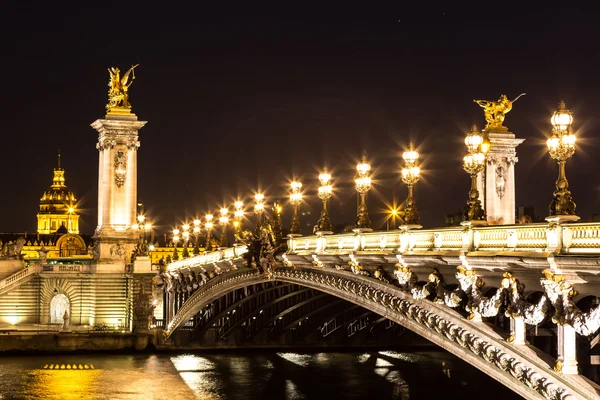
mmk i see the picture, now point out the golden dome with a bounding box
[39,153,77,214]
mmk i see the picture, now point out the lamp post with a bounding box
[400,149,421,228]
[172,228,180,261]
[181,223,190,258]
[463,125,488,225]
[354,154,372,231]
[132,214,152,256]
[205,214,214,251]
[233,201,244,233]
[546,101,578,222]
[317,170,333,234]
[219,208,229,247]
[289,181,303,236]
[254,193,265,231]
[192,219,202,255]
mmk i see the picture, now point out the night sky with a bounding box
[2,4,600,235]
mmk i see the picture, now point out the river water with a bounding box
[0,350,520,399]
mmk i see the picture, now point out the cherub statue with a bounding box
[106,64,139,112]
[473,93,525,129]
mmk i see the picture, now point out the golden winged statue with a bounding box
[106,64,139,113]
[473,93,525,130]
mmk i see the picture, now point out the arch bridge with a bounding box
[156,222,600,399]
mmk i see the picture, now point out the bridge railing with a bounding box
[167,244,248,271]
[287,221,600,255]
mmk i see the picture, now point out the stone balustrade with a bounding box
[287,222,600,256]
[167,244,248,272]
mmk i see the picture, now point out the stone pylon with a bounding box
[90,112,147,272]
[477,126,524,225]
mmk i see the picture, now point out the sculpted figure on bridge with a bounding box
[473,93,525,129]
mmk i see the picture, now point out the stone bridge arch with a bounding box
[164,266,597,400]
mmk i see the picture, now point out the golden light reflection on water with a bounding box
[27,369,102,400]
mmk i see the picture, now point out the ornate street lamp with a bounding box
[254,193,265,230]
[181,223,190,258]
[172,228,180,261]
[132,214,152,256]
[205,214,214,251]
[400,149,421,227]
[289,181,303,236]
[354,154,372,231]
[317,170,333,234]
[547,101,579,222]
[192,219,202,255]
[272,201,283,243]
[233,201,244,232]
[463,125,488,224]
[219,207,229,247]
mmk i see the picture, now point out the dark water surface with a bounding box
[0,350,521,399]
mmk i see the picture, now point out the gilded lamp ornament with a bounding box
[473,93,525,130]
[354,154,372,231]
[399,149,421,227]
[547,101,578,219]
[317,170,333,233]
[463,125,488,223]
[233,201,244,233]
[106,64,139,114]
[254,193,265,230]
[289,181,303,236]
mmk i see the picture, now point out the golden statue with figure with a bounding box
[106,64,139,113]
[474,93,525,130]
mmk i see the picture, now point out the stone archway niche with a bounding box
[50,293,70,324]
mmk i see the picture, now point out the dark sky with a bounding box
[2,4,600,234]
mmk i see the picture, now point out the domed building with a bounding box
[37,152,79,235]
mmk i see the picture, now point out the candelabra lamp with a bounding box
[272,201,283,243]
[132,214,152,256]
[254,193,265,231]
[462,125,488,225]
[547,101,579,222]
[192,219,202,255]
[181,224,190,258]
[205,214,214,251]
[400,150,421,228]
[172,228,180,261]
[317,170,333,234]
[289,181,303,236]
[354,154,372,231]
[219,208,229,247]
[233,201,244,232]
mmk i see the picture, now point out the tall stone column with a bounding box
[478,127,524,225]
[91,113,147,272]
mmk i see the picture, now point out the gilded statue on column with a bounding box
[106,64,139,113]
[473,93,525,130]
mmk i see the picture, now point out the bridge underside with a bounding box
[160,262,600,400]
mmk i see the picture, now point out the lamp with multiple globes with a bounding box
[132,214,152,257]
[289,181,303,236]
[316,170,333,234]
[171,228,180,261]
[354,154,372,231]
[180,223,191,258]
[219,208,229,247]
[254,193,265,229]
[463,125,488,224]
[233,201,244,232]
[205,214,214,251]
[192,219,202,255]
[399,149,421,227]
[547,101,578,221]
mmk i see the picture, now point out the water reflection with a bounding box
[0,351,521,399]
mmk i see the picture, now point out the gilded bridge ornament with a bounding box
[473,93,525,130]
[114,150,127,187]
[106,64,139,113]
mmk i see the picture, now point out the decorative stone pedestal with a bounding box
[134,256,152,274]
[479,127,524,225]
[90,113,147,273]
[545,215,580,223]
